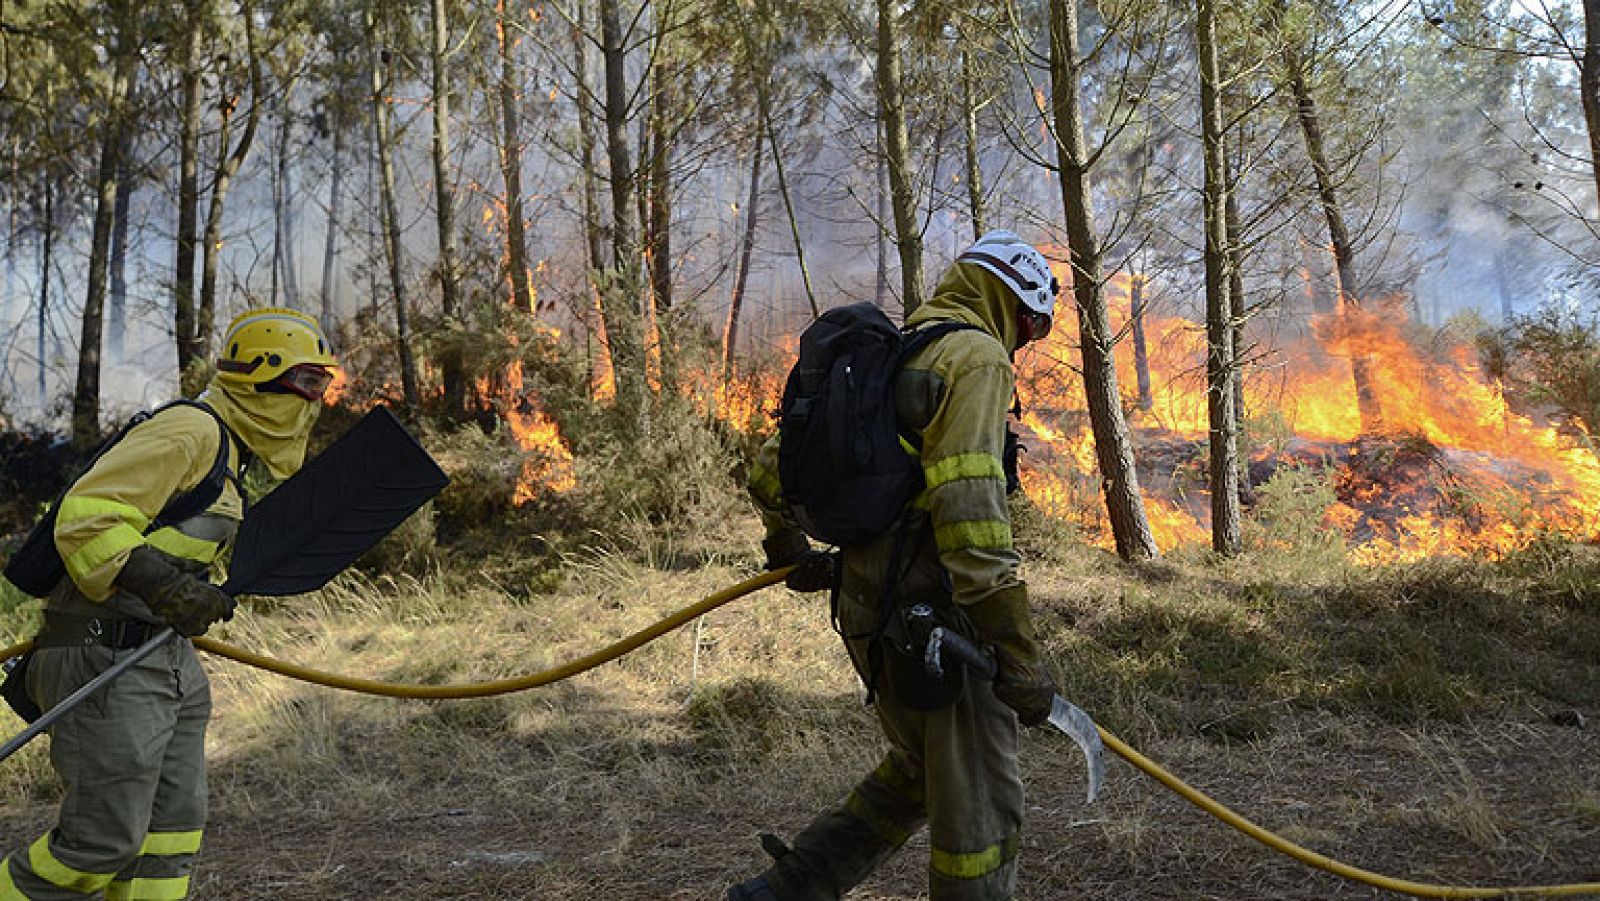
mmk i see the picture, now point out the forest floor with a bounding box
[2,511,1599,900]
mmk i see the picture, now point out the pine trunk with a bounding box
[37,176,53,406]
[961,45,986,239]
[74,43,138,448]
[320,119,344,326]
[108,121,134,364]
[271,87,300,309]
[762,88,819,318]
[1224,168,1247,429]
[875,125,888,308]
[174,4,204,377]
[647,53,672,315]
[1287,55,1382,433]
[199,0,263,366]
[1130,273,1152,411]
[1583,0,1600,208]
[1050,0,1159,561]
[370,1,420,410]
[571,9,607,276]
[723,129,764,378]
[648,45,678,392]
[498,0,534,313]
[598,0,646,423]
[1198,0,1241,555]
[876,0,923,316]
[431,0,465,416]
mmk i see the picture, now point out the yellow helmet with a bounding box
[216,307,338,387]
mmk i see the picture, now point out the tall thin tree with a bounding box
[597,0,648,423]
[173,0,208,378]
[1281,7,1382,432]
[1583,0,1599,205]
[369,0,420,409]
[431,0,465,415]
[199,0,263,366]
[1049,0,1159,560]
[72,8,139,448]
[1198,0,1241,554]
[497,0,534,313]
[877,0,923,315]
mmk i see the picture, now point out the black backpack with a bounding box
[776,303,975,547]
[1,401,239,598]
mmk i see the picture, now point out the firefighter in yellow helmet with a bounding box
[0,308,337,900]
[731,231,1060,901]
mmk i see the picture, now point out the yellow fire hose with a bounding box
[3,567,1597,898]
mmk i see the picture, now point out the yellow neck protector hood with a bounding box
[200,377,320,480]
[907,261,1023,353]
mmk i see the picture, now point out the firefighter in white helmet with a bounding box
[732,231,1061,901]
[0,308,336,900]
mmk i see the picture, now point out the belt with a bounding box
[34,613,164,651]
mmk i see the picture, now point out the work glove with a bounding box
[761,528,812,571]
[115,545,235,637]
[784,550,838,593]
[965,585,1058,726]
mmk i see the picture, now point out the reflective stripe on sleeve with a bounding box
[930,832,1019,880]
[27,834,116,893]
[934,519,1013,552]
[138,830,203,857]
[62,524,145,589]
[144,528,221,565]
[923,453,1004,490]
[749,458,783,508]
[57,496,150,532]
[105,875,191,900]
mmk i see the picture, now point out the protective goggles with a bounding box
[268,364,336,401]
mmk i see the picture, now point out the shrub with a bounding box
[1479,307,1600,446]
[1244,463,1343,552]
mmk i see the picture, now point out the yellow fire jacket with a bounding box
[751,260,1025,609]
[51,403,244,614]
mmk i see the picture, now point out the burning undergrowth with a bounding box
[1011,275,1600,560]
[314,280,1600,567]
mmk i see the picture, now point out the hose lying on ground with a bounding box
[2,567,1596,898]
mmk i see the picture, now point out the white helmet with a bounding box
[956,230,1059,321]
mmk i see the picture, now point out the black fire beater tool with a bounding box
[0,406,449,763]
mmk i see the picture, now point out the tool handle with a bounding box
[0,628,176,764]
[926,627,998,680]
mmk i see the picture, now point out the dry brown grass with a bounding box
[2,511,1599,899]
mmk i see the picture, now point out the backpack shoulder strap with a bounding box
[894,321,982,452]
[148,400,245,529]
[896,320,980,369]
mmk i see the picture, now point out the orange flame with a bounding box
[1012,270,1600,558]
[478,361,576,504]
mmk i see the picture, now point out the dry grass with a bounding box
[2,509,1599,899]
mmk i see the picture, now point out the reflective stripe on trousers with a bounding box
[0,640,210,900]
[758,618,1024,901]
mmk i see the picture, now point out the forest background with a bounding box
[0,0,1598,897]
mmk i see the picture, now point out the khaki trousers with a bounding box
[1,638,210,900]
[760,589,1024,901]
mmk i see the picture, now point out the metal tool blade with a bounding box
[1047,694,1105,803]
